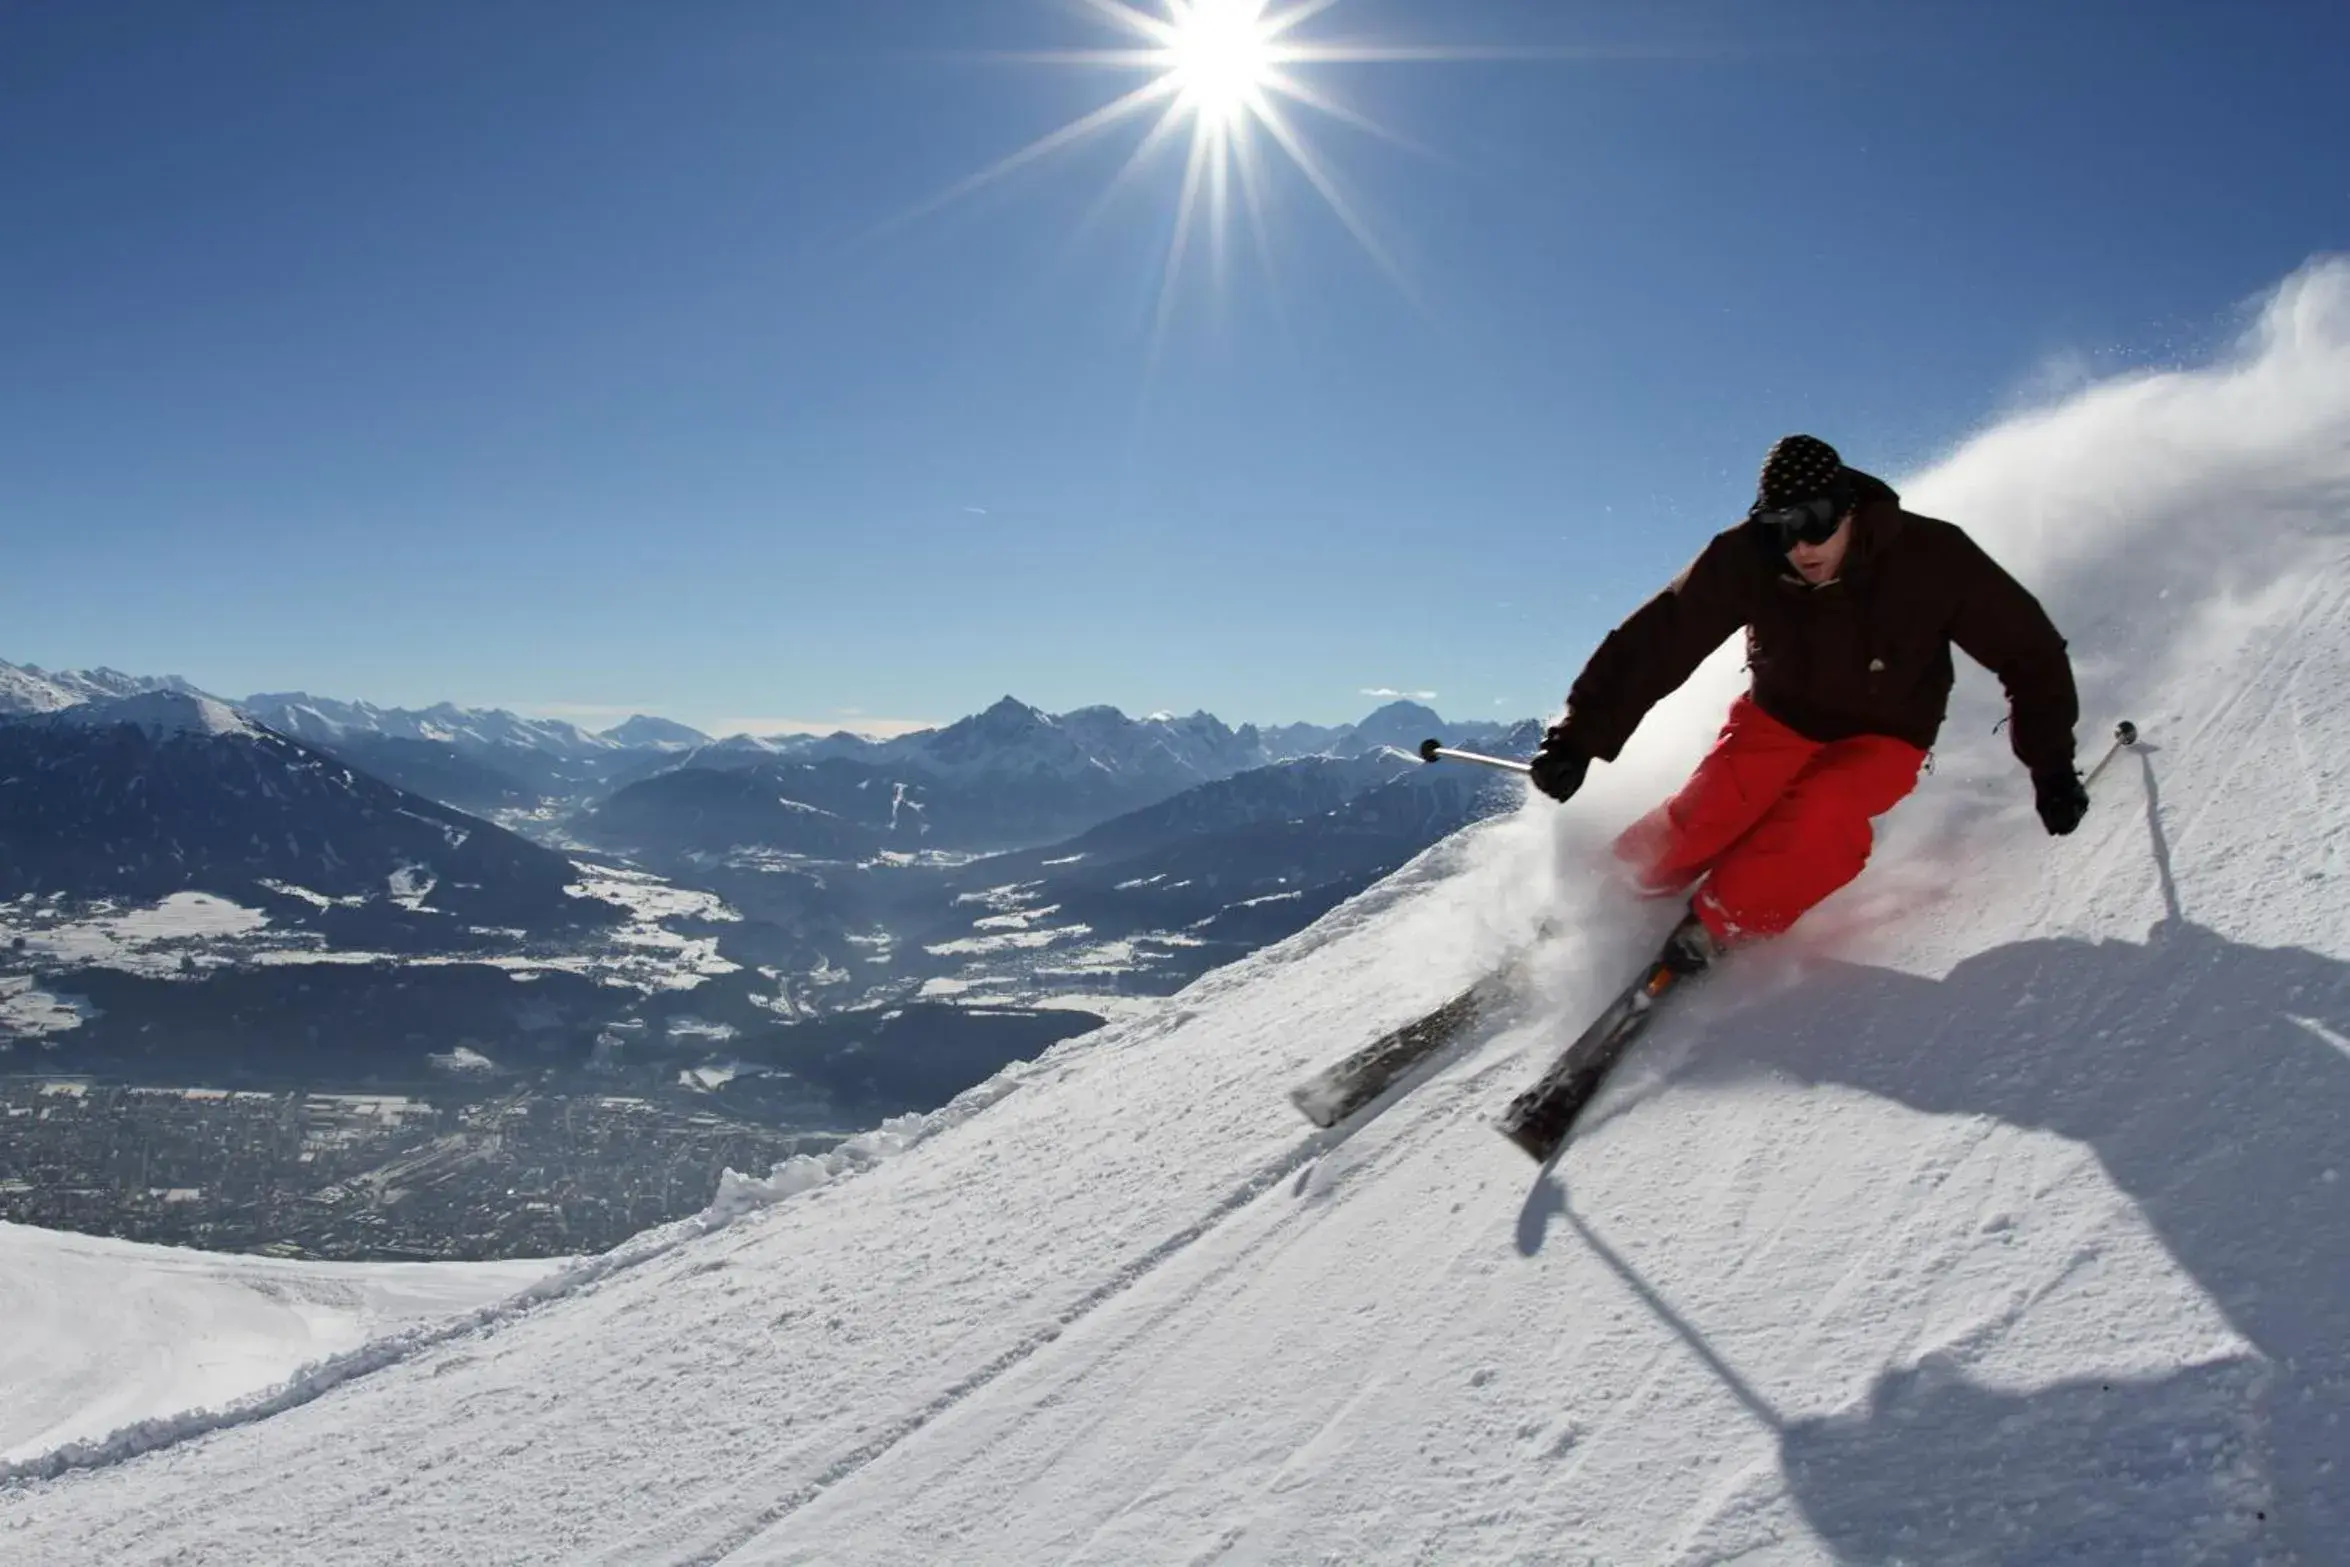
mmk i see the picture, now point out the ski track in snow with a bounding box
[6,262,2350,1564]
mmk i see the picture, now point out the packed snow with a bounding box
[2,263,2348,1563]
[0,1224,559,1467]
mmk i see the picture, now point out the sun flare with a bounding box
[1166,0,1278,125]
[910,1,1544,352]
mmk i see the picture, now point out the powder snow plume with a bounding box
[1528,256,2350,947]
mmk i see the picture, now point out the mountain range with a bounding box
[0,661,1532,849]
[1,661,1521,777]
[0,692,615,945]
[1,661,1539,1116]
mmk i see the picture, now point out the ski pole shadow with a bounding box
[1513,1169,1568,1257]
[1512,748,2347,1559]
[2134,742,2185,930]
[1675,919,2350,1562]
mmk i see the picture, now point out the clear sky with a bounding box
[4,1,2345,737]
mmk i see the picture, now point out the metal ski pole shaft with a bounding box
[1420,720,2140,787]
[1417,737,1532,775]
[2083,719,2139,789]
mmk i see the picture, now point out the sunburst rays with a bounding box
[914,0,1475,351]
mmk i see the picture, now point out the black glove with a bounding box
[2033,765,2090,836]
[1528,728,1589,803]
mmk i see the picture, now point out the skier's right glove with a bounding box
[1528,727,1589,804]
[2032,765,2090,836]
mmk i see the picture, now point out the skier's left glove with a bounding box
[1528,728,1589,804]
[2032,765,2090,836]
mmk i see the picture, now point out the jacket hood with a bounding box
[1842,467,1900,509]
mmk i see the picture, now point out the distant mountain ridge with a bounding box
[0,692,616,940]
[0,662,202,715]
[589,699,1530,858]
[240,693,621,758]
[600,715,711,750]
[1,658,1536,853]
[3,659,1527,773]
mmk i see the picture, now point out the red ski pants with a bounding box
[1612,695,1926,945]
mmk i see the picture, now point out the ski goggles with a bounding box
[1750,492,1847,548]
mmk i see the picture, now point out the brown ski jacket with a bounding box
[1555,471,2079,773]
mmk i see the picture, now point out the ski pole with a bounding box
[2082,719,2139,789]
[1422,721,2140,786]
[1417,737,1531,775]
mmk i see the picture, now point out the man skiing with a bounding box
[1526,434,2087,973]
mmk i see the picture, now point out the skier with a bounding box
[1526,434,2087,974]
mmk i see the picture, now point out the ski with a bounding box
[1496,937,1700,1163]
[1288,965,1513,1128]
[1290,916,1569,1128]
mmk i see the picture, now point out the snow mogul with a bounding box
[1525,434,2089,971]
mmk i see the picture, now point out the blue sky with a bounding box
[4,0,2344,736]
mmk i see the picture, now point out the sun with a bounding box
[1165,0,1279,126]
[902,1,1543,352]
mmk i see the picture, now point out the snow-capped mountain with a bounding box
[0,661,212,715]
[48,690,261,741]
[599,715,711,750]
[597,700,1531,859]
[1256,704,1521,763]
[1056,705,1266,779]
[3,654,1528,844]
[240,694,621,758]
[1255,717,1347,756]
[737,699,1273,779]
[903,747,1526,994]
[0,663,81,715]
[33,665,214,706]
[683,732,795,762]
[589,722,1192,858]
[0,693,614,937]
[1337,698,1452,754]
[894,696,1267,785]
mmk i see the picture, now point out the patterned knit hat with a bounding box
[1756,434,1845,509]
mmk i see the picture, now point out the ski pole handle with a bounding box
[2082,720,2139,790]
[1418,738,1533,775]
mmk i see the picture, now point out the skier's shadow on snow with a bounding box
[1612,916,2350,1563]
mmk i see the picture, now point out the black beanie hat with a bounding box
[1756,434,1845,509]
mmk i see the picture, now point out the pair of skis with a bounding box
[1292,723,2142,1161]
[1287,909,1700,1164]
[1293,735,1700,1162]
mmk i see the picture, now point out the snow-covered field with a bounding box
[1,264,2346,1563]
[1,892,272,981]
[0,1224,559,1466]
[0,865,743,1010]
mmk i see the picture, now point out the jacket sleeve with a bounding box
[1946,533,2079,773]
[1555,530,1756,762]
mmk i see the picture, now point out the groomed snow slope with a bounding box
[0,1224,560,1466]
[5,263,2349,1564]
